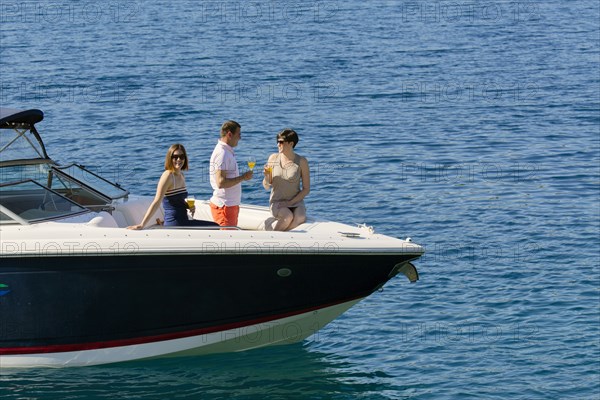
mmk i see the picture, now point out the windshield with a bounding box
[1,123,128,214]
[0,163,128,213]
[0,180,88,224]
[52,164,128,200]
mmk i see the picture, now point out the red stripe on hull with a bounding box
[0,297,360,356]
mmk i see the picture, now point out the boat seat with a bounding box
[190,201,267,230]
[111,198,164,228]
[191,202,213,222]
[86,211,119,228]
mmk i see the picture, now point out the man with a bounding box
[209,120,253,226]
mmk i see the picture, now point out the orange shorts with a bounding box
[210,202,239,227]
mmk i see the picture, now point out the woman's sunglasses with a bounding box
[172,154,186,160]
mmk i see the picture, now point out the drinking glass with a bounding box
[247,157,256,171]
[186,195,196,209]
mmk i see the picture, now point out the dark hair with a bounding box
[277,128,299,148]
[164,143,189,171]
[220,120,241,137]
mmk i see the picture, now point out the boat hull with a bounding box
[0,298,361,367]
[0,252,417,367]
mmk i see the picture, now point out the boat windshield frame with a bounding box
[0,123,49,167]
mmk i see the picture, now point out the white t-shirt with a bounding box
[209,140,241,206]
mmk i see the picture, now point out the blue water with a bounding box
[1,0,599,398]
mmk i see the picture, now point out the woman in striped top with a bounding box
[127,144,217,230]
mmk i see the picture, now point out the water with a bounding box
[1,0,599,398]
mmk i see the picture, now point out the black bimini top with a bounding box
[0,108,44,128]
[0,108,49,162]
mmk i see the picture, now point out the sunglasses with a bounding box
[172,154,186,160]
[277,140,287,144]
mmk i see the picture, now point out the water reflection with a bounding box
[1,344,407,399]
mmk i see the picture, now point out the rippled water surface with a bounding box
[1,1,599,399]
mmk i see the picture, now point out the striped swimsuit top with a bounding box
[162,173,189,226]
[165,173,188,198]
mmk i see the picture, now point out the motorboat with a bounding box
[0,108,424,367]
